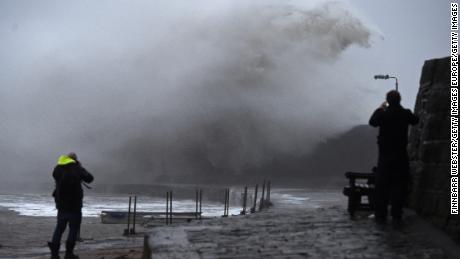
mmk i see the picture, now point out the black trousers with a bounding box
[51,210,82,245]
[375,156,409,220]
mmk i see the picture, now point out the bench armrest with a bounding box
[345,172,375,179]
[345,172,375,187]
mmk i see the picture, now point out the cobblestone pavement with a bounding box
[148,204,455,259]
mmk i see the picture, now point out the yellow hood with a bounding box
[57,155,76,165]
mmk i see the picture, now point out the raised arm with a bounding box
[78,164,94,183]
[369,108,384,127]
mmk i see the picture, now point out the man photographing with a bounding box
[369,90,419,226]
[48,152,94,259]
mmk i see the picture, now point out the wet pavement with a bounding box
[148,202,457,259]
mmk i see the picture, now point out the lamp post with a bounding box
[374,74,399,91]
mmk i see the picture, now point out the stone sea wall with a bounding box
[408,57,457,237]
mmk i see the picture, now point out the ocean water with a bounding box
[0,193,240,217]
[0,189,344,218]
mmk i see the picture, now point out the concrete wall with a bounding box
[408,57,457,237]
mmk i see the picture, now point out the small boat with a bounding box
[100,211,205,224]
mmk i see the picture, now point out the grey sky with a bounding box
[349,0,449,107]
[0,0,450,183]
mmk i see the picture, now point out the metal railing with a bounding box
[113,180,273,236]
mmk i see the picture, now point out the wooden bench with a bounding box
[343,171,375,217]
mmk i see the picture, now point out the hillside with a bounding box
[154,124,378,187]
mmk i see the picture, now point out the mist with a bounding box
[0,0,378,185]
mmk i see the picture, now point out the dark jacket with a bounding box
[369,104,419,165]
[52,155,94,212]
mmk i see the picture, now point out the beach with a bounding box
[0,207,144,258]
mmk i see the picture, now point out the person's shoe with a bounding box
[374,217,387,230]
[47,241,60,259]
[64,242,79,259]
[375,216,387,225]
[392,218,404,230]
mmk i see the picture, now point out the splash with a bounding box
[0,0,375,183]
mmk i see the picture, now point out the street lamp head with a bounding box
[373,74,399,91]
[374,74,390,80]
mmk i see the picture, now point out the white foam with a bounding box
[0,193,240,217]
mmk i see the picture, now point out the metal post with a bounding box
[260,180,266,210]
[169,191,173,224]
[227,188,230,216]
[199,189,203,219]
[127,196,132,235]
[241,186,247,215]
[166,192,169,225]
[195,189,199,219]
[267,181,271,205]
[251,184,258,213]
[223,188,229,217]
[133,196,137,234]
[223,189,227,217]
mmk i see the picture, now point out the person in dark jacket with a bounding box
[369,90,419,226]
[369,90,419,225]
[48,153,93,259]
